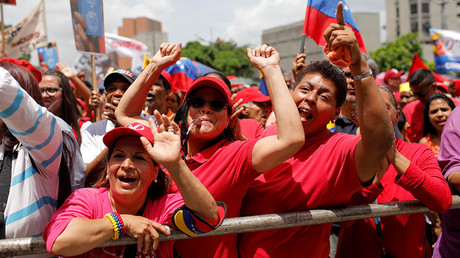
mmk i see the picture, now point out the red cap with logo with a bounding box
[103,122,154,147]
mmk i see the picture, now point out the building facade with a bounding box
[386,0,460,62]
[262,12,380,77]
[117,17,168,69]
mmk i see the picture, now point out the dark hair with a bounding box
[362,53,379,78]
[377,85,397,109]
[0,61,74,208]
[43,70,82,145]
[174,96,234,159]
[0,62,43,105]
[397,109,406,132]
[409,69,435,88]
[93,138,170,200]
[423,93,456,136]
[0,62,44,148]
[202,71,232,91]
[295,60,347,107]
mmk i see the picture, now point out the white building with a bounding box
[386,0,460,62]
[262,12,381,76]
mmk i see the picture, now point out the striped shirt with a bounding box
[0,67,62,240]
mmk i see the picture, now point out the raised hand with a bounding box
[291,53,307,81]
[56,63,76,79]
[88,90,101,110]
[323,2,361,66]
[229,94,246,141]
[247,44,280,72]
[121,214,170,254]
[104,101,118,124]
[150,43,182,70]
[140,113,181,166]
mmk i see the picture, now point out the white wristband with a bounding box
[354,70,373,81]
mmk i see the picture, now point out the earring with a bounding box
[154,179,158,183]
[105,174,109,180]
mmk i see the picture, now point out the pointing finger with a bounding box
[336,2,345,26]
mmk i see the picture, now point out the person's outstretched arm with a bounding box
[324,2,393,183]
[116,43,182,127]
[249,45,305,172]
[142,115,219,223]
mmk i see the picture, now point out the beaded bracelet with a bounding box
[104,212,125,240]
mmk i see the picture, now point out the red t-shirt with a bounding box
[403,97,460,143]
[336,139,452,258]
[239,126,362,257]
[239,118,264,139]
[170,139,260,258]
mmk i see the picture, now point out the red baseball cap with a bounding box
[436,82,448,93]
[183,76,232,107]
[384,69,404,84]
[0,57,42,82]
[234,87,271,106]
[103,122,154,147]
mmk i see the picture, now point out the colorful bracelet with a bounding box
[104,212,125,240]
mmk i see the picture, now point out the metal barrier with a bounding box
[1,195,459,257]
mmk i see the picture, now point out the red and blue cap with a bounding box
[103,69,136,89]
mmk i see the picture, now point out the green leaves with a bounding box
[181,40,256,77]
[370,32,424,72]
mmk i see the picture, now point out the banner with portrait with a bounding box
[430,28,460,73]
[69,0,105,54]
[37,42,59,69]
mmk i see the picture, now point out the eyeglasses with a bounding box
[40,87,62,96]
[413,85,432,98]
[188,96,227,111]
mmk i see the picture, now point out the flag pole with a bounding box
[300,0,311,54]
[91,54,100,122]
[299,35,306,54]
[1,4,6,57]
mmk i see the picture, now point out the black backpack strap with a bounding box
[0,150,13,239]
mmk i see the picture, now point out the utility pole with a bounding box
[436,0,449,29]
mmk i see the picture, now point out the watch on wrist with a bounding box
[354,70,373,81]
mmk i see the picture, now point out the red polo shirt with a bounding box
[170,138,260,258]
[336,139,452,258]
[239,126,362,257]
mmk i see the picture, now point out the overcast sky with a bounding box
[3,0,386,66]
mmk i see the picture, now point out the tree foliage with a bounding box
[370,32,423,72]
[181,40,256,77]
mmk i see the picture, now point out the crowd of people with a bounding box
[1,2,459,257]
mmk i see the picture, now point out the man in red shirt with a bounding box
[335,85,452,258]
[403,68,460,142]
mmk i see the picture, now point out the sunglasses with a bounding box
[188,96,227,111]
[40,87,62,96]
